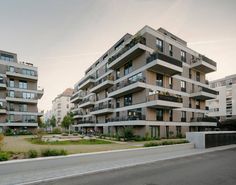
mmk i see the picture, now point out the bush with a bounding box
[0,152,9,161]
[124,127,134,141]
[73,133,78,136]
[41,149,67,157]
[62,133,68,136]
[144,140,188,147]
[28,150,38,158]
[52,127,62,134]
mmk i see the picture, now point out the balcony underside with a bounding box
[146,100,183,109]
[0,84,6,89]
[147,59,183,75]
[90,108,114,115]
[108,82,146,98]
[190,92,217,100]
[6,97,38,104]
[191,61,216,73]
[79,79,95,90]
[90,80,114,93]
[0,109,7,114]
[71,96,83,103]
[108,43,152,69]
[78,101,95,108]
[190,122,217,127]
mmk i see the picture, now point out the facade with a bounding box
[206,74,236,121]
[0,50,43,132]
[71,26,218,138]
[52,88,73,126]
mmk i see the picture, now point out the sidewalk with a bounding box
[0,143,235,185]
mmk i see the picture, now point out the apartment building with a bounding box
[71,26,218,138]
[52,88,73,126]
[206,74,236,121]
[0,50,43,132]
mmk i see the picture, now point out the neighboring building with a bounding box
[43,109,52,124]
[206,74,236,121]
[52,88,74,126]
[71,26,218,138]
[0,50,44,132]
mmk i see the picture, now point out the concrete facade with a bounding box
[71,26,218,138]
[0,50,43,132]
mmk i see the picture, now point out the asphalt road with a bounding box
[34,148,236,185]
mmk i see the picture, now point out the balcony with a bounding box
[108,77,146,98]
[190,87,218,100]
[70,90,86,103]
[90,75,114,93]
[6,69,38,81]
[78,75,95,90]
[190,55,216,73]
[146,93,183,109]
[90,103,114,115]
[37,86,44,99]
[0,79,6,89]
[190,117,218,127]
[146,52,183,75]
[6,94,38,104]
[108,36,152,69]
[78,96,95,108]
[0,105,7,114]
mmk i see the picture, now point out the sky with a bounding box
[0,0,236,111]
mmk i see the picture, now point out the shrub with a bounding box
[73,133,78,136]
[28,150,38,158]
[123,127,134,141]
[32,128,45,140]
[144,140,188,147]
[0,152,9,161]
[52,127,62,134]
[62,133,68,136]
[41,149,67,157]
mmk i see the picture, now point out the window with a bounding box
[181,111,186,122]
[169,110,173,121]
[156,73,163,87]
[128,73,143,83]
[0,76,3,83]
[22,69,36,76]
[9,79,14,88]
[196,100,200,109]
[19,81,27,89]
[0,53,14,62]
[189,69,192,79]
[23,92,35,99]
[124,61,132,76]
[0,102,3,108]
[176,126,181,136]
[181,81,186,92]
[116,68,120,79]
[116,98,120,108]
[169,44,173,56]
[124,94,132,106]
[19,104,27,112]
[128,108,142,120]
[95,70,99,79]
[196,72,200,82]
[168,77,173,89]
[104,63,108,72]
[156,38,163,52]
[9,91,14,98]
[156,109,163,121]
[181,50,186,62]
[9,66,14,72]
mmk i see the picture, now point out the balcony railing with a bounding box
[7,68,38,77]
[190,117,218,123]
[77,120,95,124]
[147,93,183,103]
[108,76,145,93]
[107,115,146,122]
[146,52,182,67]
[201,87,218,95]
[108,36,146,65]
[91,103,114,112]
[94,75,114,86]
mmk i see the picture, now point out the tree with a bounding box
[50,115,56,128]
[61,113,74,130]
[37,117,45,128]
[0,133,4,151]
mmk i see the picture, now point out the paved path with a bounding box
[0,144,235,185]
[35,147,236,185]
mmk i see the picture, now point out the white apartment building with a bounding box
[206,74,236,121]
[52,88,73,126]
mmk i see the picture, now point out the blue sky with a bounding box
[0,0,236,111]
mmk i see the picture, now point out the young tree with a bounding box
[37,117,45,128]
[61,113,74,130]
[50,115,56,128]
[0,133,4,151]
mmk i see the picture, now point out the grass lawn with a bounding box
[27,138,113,145]
[2,135,136,155]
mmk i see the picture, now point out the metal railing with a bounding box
[147,93,183,103]
[107,115,146,122]
[91,103,114,112]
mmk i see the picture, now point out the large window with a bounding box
[9,66,14,72]
[156,73,163,87]
[156,109,163,121]
[19,81,28,89]
[116,68,120,79]
[196,72,200,82]
[0,54,14,62]
[181,50,186,62]
[124,61,132,76]
[196,100,200,109]
[22,69,36,76]
[156,38,163,52]
[181,111,186,122]
[9,91,14,98]
[19,104,27,112]
[128,108,142,120]
[9,79,14,88]
[168,77,173,89]
[128,73,143,83]
[23,92,35,99]
[181,80,186,92]
[0,76,3,83]
[124,94,132,106]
